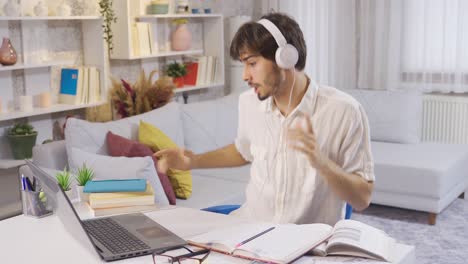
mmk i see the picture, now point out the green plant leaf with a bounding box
[75,163,95,186]
[8,122,37,136]
[166,62,187,77]
[56,167,72,191]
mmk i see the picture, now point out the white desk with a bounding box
[0,206,415,264]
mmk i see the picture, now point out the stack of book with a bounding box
[131,22,156,56]
[184,55,217,86]
[58,66,101,105]
[84,180,157,217]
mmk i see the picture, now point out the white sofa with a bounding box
[28,90,468,224]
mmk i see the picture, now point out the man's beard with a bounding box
[257,67,282,101]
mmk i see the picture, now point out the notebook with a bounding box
[187,222,332,264]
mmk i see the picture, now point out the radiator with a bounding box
[422,94,468,144]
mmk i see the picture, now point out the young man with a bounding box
[155,13,374,225]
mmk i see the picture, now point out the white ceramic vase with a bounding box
[75,185,89,202]
[3,0,21,17]
[33,1,48,17]
[65,189,73,199]
[57,1,71,16]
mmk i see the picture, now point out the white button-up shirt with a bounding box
[231,80,374,225]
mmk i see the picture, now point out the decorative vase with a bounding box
[33,1,48,17]
[56,1,71,16]
[3,0,21,17]
[8,133,37,159]
[0,37,17,66]
[171,24,192,51]
[75,185,89,202]
[176,0,189,13]
[173,76,184,88]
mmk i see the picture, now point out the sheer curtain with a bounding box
[359,0,468,93]
[268,0,358,90]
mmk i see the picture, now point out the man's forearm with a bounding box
[192,144,249,169]
[317,159,373,211]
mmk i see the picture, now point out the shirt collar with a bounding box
[258,75,318,117]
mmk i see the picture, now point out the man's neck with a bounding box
[273,71,309,117]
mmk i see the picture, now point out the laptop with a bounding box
[26,160,187,262]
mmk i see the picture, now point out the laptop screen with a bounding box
[25,160,102,259]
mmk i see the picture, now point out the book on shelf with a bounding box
[58,68,80,105]
[88,66,100,103]
[310,219,396,262]
[184,61,198,86]
[136,22,152,56]
[206,56,217,83]
[88,183,155,209]
[88,204,159,217]
[58,66,101,105]
[196,56,207,85]
[187,219,396,264]
[132,24,140,56]
[81,66,89,104]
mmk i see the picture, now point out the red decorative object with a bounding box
[0,37,17,66]
[173,76,185,88]
[184,62,198,86]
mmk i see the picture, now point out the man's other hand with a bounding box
[154,148,195,173]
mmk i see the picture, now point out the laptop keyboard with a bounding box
[83,218,150,254]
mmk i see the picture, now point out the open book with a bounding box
[310,219,396,262]
[187,222,332,264]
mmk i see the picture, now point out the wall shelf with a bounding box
[0,17,107,122]
[0,61,70,72]
[110,0,225,97]
[174,83,224,94]
[137,14,222,20]
[0,16,101,21]
[0,101,106,122]
[111,49,204,60]
[0,159,26,170]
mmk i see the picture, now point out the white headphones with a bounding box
[257,18,299,70]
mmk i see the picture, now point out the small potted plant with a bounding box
[7,122,38,159]
[56,168,72,198]
[166,62,187,88]
[75,163,94,202]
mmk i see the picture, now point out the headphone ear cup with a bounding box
[275,44,299,69]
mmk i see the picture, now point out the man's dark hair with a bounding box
[230,12,307,71]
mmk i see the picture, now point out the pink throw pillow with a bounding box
[106,131,176,205]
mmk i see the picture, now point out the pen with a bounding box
[25,177,34,191]
[21,175,25,191]
[235,227,276,248]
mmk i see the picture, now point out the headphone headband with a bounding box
[257,18,299,69]
[257,19,287,48]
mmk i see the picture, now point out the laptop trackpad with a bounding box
[136,226,170,239]
[112,213,181,244]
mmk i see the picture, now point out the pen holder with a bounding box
[21,190,53,218]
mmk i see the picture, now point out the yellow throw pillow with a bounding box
[138,121,192,199]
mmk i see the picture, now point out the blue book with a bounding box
[84,179,147,193]
[60,68,79,95]
[59,68,81,105]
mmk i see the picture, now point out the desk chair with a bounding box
[202,204,353,219]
